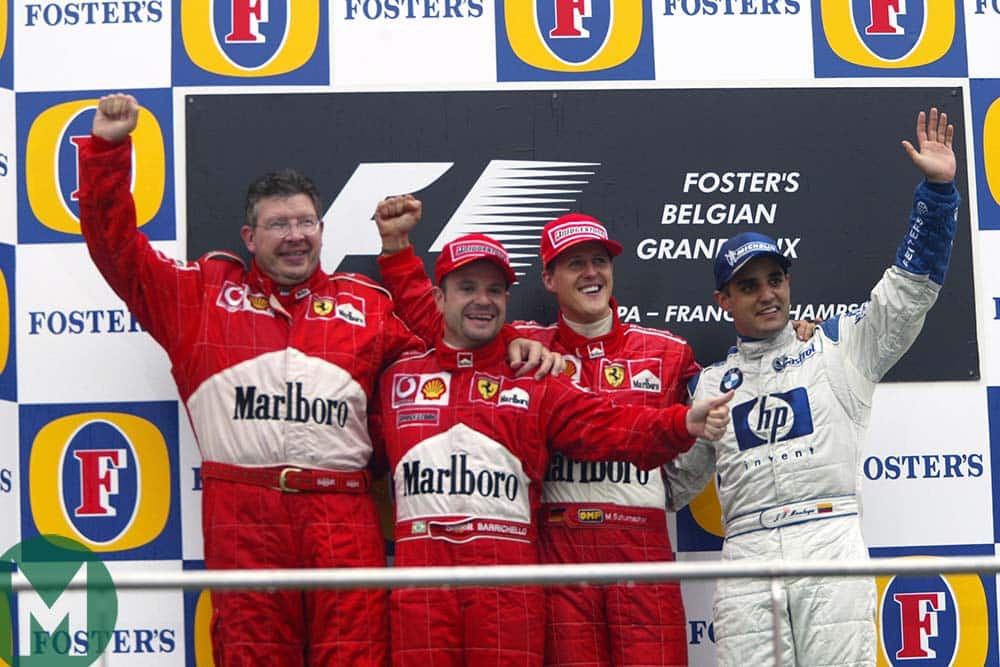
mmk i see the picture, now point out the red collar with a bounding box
[248,261,328,307]
[556,298,625,359]
[433,334,506,371]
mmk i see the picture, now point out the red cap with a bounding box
[539,214,624,266]
[434,233,518,285]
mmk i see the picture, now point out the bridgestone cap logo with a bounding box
[725,240,779,267]
[451,242,508,262]
[550,223,607,247]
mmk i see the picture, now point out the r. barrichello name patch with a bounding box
[397,409,440,428]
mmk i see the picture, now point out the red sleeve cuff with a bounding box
[669,405,695,453]
[377,245,419,272]
[88,134,131,154]
[499,324,521,347]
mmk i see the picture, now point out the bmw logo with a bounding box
[720,368,743,392]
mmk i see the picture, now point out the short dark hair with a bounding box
[245,169,322,227]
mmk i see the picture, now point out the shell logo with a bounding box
[421,378,447,400]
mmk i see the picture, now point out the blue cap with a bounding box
[714,233,791,290]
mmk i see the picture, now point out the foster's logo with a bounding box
[0,0,9,88]
[174,0,328,85]
[0,0,7,68]
[674,478,725,552]
[876,554,992,665]
[812,0,966,76]
[18,90,173,244]
[973,81,1000,230]
[0,244,14,402]
[20,402,181,558]
[182,562,216,667]
[495,0,654,80]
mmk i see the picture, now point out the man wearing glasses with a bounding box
[77,93,551,666]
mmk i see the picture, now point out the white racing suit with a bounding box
[666,181,960,666]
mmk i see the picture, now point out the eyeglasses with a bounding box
[257,218,321,237]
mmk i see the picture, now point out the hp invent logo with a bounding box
[733,388,815,451]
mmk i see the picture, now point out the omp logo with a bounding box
[876,557,991,665]
[813,0,966,75]
[21,403,180,557]
[0,244,13,402]
[18,91,172,244]
[495,0,654,79]
[175,0,327,84]
[321,160,600,274]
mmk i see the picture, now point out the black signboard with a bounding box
[186,87,977,382]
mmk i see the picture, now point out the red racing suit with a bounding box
[379,248,699,666]
[79,135,423,667]
[371,333,696,667]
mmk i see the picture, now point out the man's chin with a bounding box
[280,264,315,283]
[465,327,500,344]
[759,318,789,336]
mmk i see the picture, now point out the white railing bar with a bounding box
[10,556,1000,592]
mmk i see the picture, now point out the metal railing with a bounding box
[12,555,997,592]
[12,556,996,666]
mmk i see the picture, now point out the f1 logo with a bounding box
[227,0,267,43]
[866,0,904,33]
[550,0,591,37]
[74,449,126,517]
[894,592,944,659]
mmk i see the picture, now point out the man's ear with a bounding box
[541,269,556,295]
[240,225,256,254]
[432,286,445,314]
[714,288,730,313]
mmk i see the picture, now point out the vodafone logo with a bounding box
[394,374,419,401]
